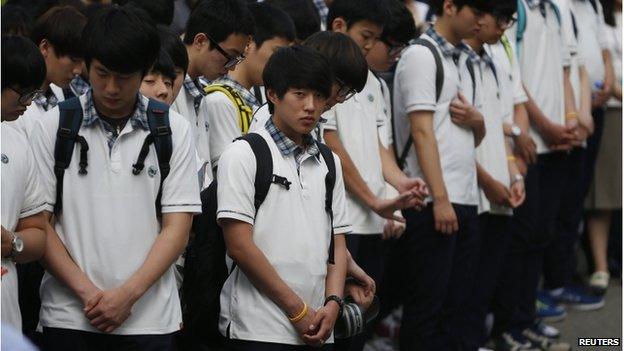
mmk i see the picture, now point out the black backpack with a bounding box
[180,132,337,350]
[396,37,476,170]
[53,97,173,215]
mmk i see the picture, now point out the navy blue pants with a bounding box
[492,152,570,335]
[226,339,333,351]
[42,327,175,351]
[398,204,479,351]
[462,214,512,350]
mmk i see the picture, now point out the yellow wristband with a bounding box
[507,156,516,162]
[566,112,578,120]
[289,302,308,323]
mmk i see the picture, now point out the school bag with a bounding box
[396,37,476,170]
[515,0,562,58]
[53,96,173,215]
[180,132,337,350]
[204,83,254,134]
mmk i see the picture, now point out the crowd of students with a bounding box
[0,0,621,351]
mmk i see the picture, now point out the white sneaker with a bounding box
[589,271,610,294]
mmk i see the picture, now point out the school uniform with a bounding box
[206,76,260,168]
[217,117,351,347]
[30,89,201,350]
[392,26,481,350]
[1,122,47,330]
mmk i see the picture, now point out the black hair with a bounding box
[157,25,189,75]
[490,0,517,21]
[81,5,160,76]
[248,3,296,48]
[1,4,35,37]
[381,1,417,45]
[149,50,177,81]
[327,0,390,29]
[113,0,174,25]
[302,31,367,92]
[81,3,111,20]
[600,0,616,27]
[263,45,333,113]
[429,0,490,16]
[30,6,87,58]
[2,35,47,91]
[5,0,58,21]
[183,0,255,46]
[264,0,321,41]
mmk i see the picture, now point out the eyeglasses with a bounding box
[382,39,407,57]
[205,34,246,69]
[335,78,357,101]
[10,87,42,106]
[496,14,517,29]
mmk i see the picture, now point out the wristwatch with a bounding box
[325,295,344,316]
[9,232,24,261]
[512,174,524,185]
[510,124,522,138]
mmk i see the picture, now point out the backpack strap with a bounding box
[516,0,527,59]
[398,38,444,170]
[465,58,477,106]
[145,99,173,215]
[317,142,337,265]
[237,133,274,211]
[54,97,88,215]
[205,84,254,134]
[252,86,265,106]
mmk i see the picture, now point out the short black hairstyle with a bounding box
[264,0,321,42]
[429,0,490,16]
[114,0,174,25]
[1,4,35,37]
[149,50,177,81]
[490,0,517,21]
[248,3,296,48]
[183,0,255,46]
[327,0,390,29]
[302,31,367,93]
[263,45,333,113]
[381,1,417,46]
[81,5,160,76]
[2,35,47,91]
[157,25,189,75]
[31,6,87,58]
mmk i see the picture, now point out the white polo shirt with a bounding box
[15,86,66,138]
[606,12,622,108]
[323,70,387,234]
[376,76,394,148]
[472,51,512,216]
[31,92,202,335]
[393,32,480,206]
[216,125,351,345]
[572,0,610,88]
[1,122,47,330]
[249,103,271,133]
[506,0,569,154]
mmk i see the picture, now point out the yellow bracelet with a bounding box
[507,156,516,162]
[289,302,308,323]
[565,112,578,120]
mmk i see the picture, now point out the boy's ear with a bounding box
[193,33,209,50]
[39,39,51,58]
[443,0,458,16]
[266,88,280,105]
[330,17,348,34]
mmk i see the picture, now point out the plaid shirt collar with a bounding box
[265,116,319,158]
[213,76,260,109]
[33,88,59,111]
[183,74,206,112]
[70,75,91,96]
[425,26,479,63]
[82,88,149,131]
[312,0,329,27]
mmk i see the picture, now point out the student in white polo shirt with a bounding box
[30,7,201,350]
[175,0,254,181]
[206,3,295,168]
[17,6,87,137]
[1,35,49,333]
[218,45,348,351]
[392,0,489,348]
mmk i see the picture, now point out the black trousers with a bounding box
[42,327,175,351]
[461,214,512,350]
[398,204,480,351]
[226,339,333,351]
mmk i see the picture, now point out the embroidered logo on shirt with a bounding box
[1,154,8,164]
[368,94,374,102]
[148,165,158,178]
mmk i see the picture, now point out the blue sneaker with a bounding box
[547,286,605,311]
[532,321,560,339]
[536,297,567,322]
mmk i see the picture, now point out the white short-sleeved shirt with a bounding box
[249,103,271,133]
[206,92,242,167]
[172,83,213,183]
[14,86,66,138]
[506,0,568,154]
[216,127,351,345]
[31,93,202,335]
[393,33,479,206]
[323,70,387,234]
[1,122,47,330]
[376,77,394,148]
[472,53,513,216]
[572,0,610,87]
[607,13,622,108]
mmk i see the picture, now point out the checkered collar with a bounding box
[265,116,319,157]
[70,75,91,96]
[82,88,150,131]
[424,26,479,63]
[213,76,260,109]
[33,88,59,111]
[312,0,329,27]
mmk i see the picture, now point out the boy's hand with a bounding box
[84,285,137,333]
[397,177,429,208]
[372,192,419,222]
[433,198,458,234]
[450,93,483,130]
[513,132,537,164]
[509,178,526,208]
[345,281,374,311]
[302,303,340,347]
[383,219,406,240]
[482,178,512,207]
